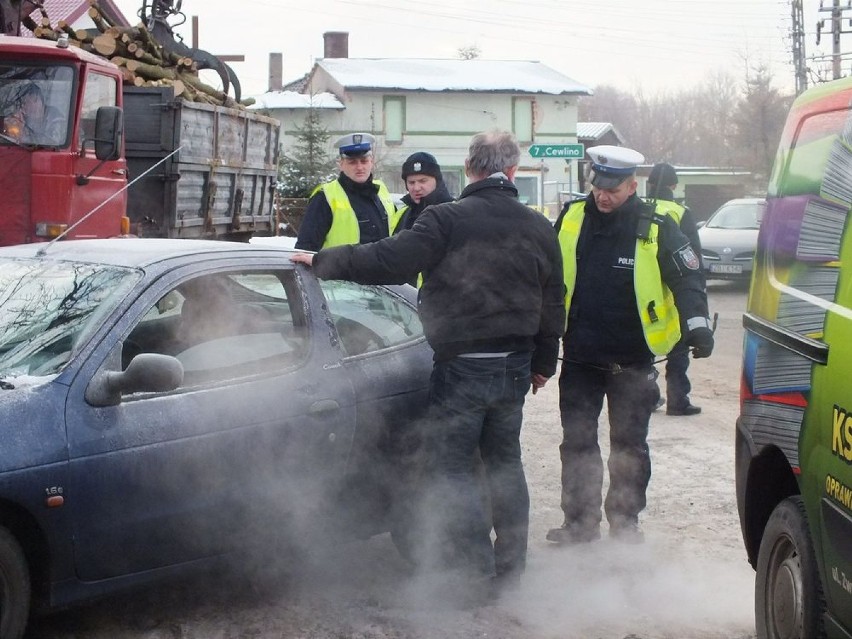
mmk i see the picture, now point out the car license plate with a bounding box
[710,264,743,274]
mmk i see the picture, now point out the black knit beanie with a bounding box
[402,152,443,181]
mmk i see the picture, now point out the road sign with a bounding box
[528,143,584,159]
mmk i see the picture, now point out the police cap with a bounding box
[333,132,375,157]
[587,145,645,189]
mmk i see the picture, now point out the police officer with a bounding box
[295,132,398,251]
[394,151,454,233]
[546,146,713,545]
[647,162,704,416]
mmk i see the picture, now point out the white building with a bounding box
[252,33,592,215]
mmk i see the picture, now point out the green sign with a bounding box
[528,143,584,159]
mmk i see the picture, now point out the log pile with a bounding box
[26,0,252,109]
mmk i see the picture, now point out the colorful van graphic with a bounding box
[737,75,852,639]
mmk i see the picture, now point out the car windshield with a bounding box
[706,202,764,230]
[0,64,74,147]
[0,258,140,378]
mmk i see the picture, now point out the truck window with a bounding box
[78,72,117,151]
[0,65,73,146]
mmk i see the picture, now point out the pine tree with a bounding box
[277,109,338,198]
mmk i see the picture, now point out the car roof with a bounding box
[0,239,298,269]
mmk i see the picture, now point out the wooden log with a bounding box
[129,61,179,82]
[22,16,38,32]
[87,7,111,33]
[89,1,118,28]
[92,34,117,57]
[57,20,77,37]
[75,28,94,42]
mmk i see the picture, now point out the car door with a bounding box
[63,258,356,581]
[318,280,433,536]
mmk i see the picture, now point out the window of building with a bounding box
[384,96,405,143]
[513,98,534,143]
[514,175,539,206]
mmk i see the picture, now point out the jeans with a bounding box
[422,352,532,579]
[558,359,657,531]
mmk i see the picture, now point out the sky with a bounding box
[107,0,840,99]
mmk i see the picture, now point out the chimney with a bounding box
[323,31,349,59]
[268,52,283,92]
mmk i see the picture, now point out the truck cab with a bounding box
[0,37,127,245]
[737,75,852,639]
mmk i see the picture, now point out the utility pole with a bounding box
[817,0,852,80]
[792,0,808,93]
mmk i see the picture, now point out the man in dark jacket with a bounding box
[393,151,454,233]
[646,162,704,416]
[291,130,565,599]
[546,146,713,546]
[295,132,397,251]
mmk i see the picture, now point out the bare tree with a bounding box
[457,45,481,60]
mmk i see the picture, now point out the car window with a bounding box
[319,280,423,356]
[122,269,307,386]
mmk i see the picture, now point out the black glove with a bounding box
[687,326,714,358]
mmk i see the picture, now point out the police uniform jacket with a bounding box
[555,193,708,366]
[295,173,391,252]
[311,175,566,377]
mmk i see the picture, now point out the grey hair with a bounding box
[466,130,520,176]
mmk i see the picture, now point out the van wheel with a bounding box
[755,496,825,639]
[0,526,30,639]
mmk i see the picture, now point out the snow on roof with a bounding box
[248,91,344,110]
[315,58,593,95]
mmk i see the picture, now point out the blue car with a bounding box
[0,239,432,639]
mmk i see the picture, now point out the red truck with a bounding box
[0,36,280,246]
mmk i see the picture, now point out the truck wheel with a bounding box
[0,526,30,639]
[755,496,825,639]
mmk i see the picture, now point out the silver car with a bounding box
[698,197,765,280]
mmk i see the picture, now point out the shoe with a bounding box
[546,524,601,545]
[653,396,665,411]
[609,524,645,544]
[666,403,701,416]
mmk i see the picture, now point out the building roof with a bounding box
[312,58,593,96]
[24,0,130,29]
[577,122,624,143]
[249,91,344,110]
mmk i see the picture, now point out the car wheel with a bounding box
[755,496,826,639]
[0,526,30,639]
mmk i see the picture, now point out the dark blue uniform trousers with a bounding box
[557,359,657,532]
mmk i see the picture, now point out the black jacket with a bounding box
[554,193,708,366]
[294,173,390,251]
[394,180,454,233]
[312,176,566,377]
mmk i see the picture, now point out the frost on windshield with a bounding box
[0,259,140,377]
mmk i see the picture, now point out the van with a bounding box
[736,75,852,639]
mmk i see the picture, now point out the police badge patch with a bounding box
[679,245,700,270]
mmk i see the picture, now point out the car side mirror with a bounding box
[696,220,706,229]
[86,352,184,407]
[94,105,122,161]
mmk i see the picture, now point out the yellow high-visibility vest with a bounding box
[311,179,397,248]
[558,201,681,355]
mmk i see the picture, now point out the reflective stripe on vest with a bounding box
[649,199,685,225]
[311,179,396,248]
[558,201,681,356]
